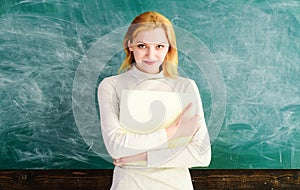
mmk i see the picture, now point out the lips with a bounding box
[143,60,156,65]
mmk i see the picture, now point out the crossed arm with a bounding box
[98,78,211,168]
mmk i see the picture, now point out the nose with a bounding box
[147,46,156,59]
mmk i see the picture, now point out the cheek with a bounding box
[132,50,144,60]
[159,50,169,59]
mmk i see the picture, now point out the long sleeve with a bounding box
[147,121,211,167]
[98,77,169,159]
[147,80,211,168]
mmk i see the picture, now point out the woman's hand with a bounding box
[166,103,200,140]
[114,152,147,166]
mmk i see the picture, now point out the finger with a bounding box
[191,115,200,127]
[181,103,193,116]
[191,115,200,132]
[192,114,200,122]
[174,103,192,124]
[174,114,182,126]
[113,159,123,166]
[113,160,118,166]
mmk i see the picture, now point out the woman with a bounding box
[98,11,211,190]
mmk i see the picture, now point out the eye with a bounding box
[137,44,146,48]
[157,45,165,49]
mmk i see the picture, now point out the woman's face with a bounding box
[129,27,169,74]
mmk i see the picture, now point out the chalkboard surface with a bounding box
[1,0,299,169]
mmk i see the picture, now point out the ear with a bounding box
[128,40,133,51]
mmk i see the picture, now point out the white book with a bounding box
[119,90,197,134]
[119,90,198,166]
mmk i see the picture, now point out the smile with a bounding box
[143,60,157,65]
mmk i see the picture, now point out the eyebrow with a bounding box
[135,41,169,45]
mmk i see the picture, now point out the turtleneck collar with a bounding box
[128,64,165,79]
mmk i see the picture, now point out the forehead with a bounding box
[133,27,169,44]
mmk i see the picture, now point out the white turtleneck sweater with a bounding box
[97,65,211,190]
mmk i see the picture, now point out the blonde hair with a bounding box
[118,11,178,78]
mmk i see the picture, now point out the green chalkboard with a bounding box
[1,0,300,169]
